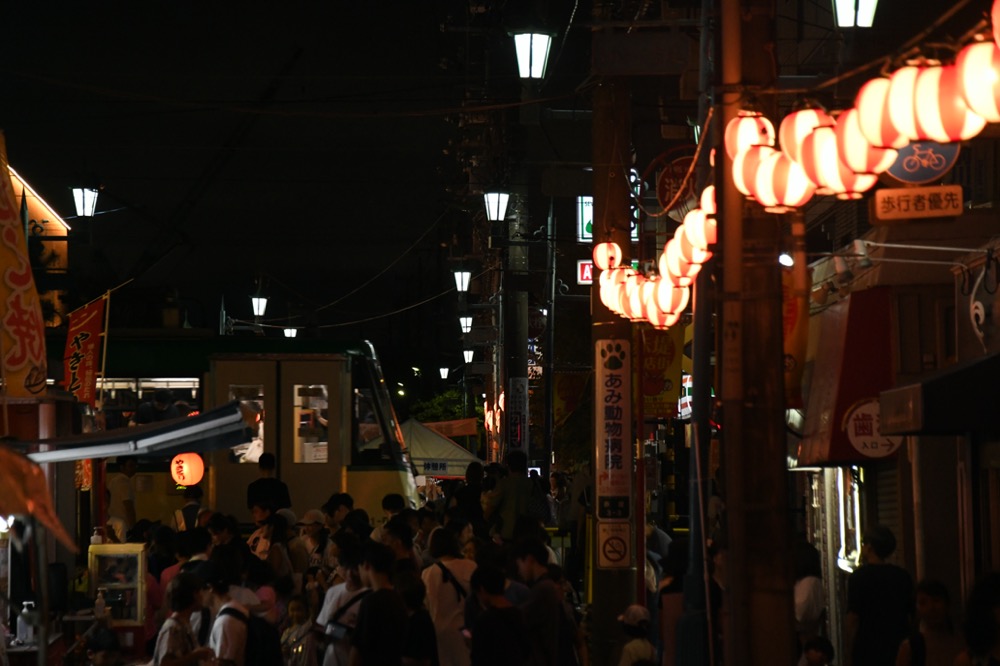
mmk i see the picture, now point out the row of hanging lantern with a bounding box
[590,184,716,330]
[726,22,1000,211]
[591,5,1000,331]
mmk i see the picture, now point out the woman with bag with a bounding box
[422,527,477,666]
[315,537,368,666]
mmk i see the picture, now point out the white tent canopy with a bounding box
[368,419,481,478]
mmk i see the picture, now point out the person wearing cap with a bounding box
[297,509,338,573]
[617,604,655,666]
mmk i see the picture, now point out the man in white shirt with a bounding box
[207,576,248,666]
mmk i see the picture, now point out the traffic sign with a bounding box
[597,521,631,569]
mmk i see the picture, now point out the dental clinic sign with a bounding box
[843,398,903,458]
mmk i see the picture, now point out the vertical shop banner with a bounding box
[507,377,529,453]
[595,338,633,569]
[635,324,684,419]
[782,267,810,409]
[0,136,47,396]
[63,296,107,407]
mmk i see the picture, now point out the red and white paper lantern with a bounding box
[752,150,816,212]
[913,64,986,143]
[724,110,776,159]
[835,108,897,175]
[778,107,834,164]
[855,77,909,149]
[957,40,1000,123]
[800,126,878,199]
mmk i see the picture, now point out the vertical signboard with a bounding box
[507,376,529,453]
[595,339,633,569]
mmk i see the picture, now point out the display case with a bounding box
[87,543,145,626]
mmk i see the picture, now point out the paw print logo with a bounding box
[601,342,626,370]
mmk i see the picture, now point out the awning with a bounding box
[881,352,1000,436]
[366,419,481,478]
[23,400,251,464]
[798,287,902,466]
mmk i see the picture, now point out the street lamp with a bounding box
[483,190,509,222]
[72,187,99,217]
[283,328,297,338]
[454,270,471,292]
[833,0,878,27]
[463,349,474,363]
[459,316,472,334]
[439,367,449,380]
[251,296,268,317]
[513,32,553,79]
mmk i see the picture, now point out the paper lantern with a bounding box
[800,126,878,199]
[683,207,717,250]
[599,267,631,313]
[659,238,701,287]
[170,453,204,487]
[724,110,776,159]
[700,185,716,215]
[957,40,1000,123]
[994,0,1000,47]
[835,108,897,175]
[677,216,711,263]
[752,150,816,212]
[733,145,776,197]
[778,107,834,164]
[913,65,986,143]
[855,77,909,149]
[655,277,690,314]
[622,273,648,321]
[887,64,924,142]
[645,294,683,329]
[593,242,623,270]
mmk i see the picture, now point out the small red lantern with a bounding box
[645,293,682,329]
[855,77,909,149]
[957,40,1000,123]
[699,185,716,215]
[593,241,623,270]
[622,273,648,321]
[724,110,776,160]
[887,64,924,142]
[835,108,897,175]
[913,64,986,143]
[733,145,775,197]
[660,238,701,287]
[170,452,204,487]
[676,216,711,263]
[752,150,816,212]
[778,107,834,164]
[683,208,717,251]
[655,277,690,314]
[800,126,878,199]
[599,267,631,313]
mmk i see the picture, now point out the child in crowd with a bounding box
[618,604,656,666]
[281,596,317,666]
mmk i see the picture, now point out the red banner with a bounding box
[63,296,106,407]
[0,135,47,396]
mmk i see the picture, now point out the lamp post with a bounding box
[454,270,471,293]
[512,32,553,79]
[833,0,879,27]
[483,190,510,222]
[72,188,99,218]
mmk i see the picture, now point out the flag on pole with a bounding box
[63,295,107,407]
[0,133,47,396]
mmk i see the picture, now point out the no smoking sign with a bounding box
[597,521,631,569]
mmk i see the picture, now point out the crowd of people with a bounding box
[72,450,596,666]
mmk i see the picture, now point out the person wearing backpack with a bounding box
[422,527,476,666]
[206,569,249,666]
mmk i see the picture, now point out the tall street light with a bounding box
[483,190,510,222]
[72,187,99,218]
[833,0,878,27]
[513,32,553,79]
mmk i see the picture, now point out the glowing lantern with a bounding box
[800,126,878,199]
[593,242,623,270]
[778,107,834,164]
[700,185,716,215]
[660,238,701,287]
[170,453,204,487]
[645,295,682,329]
[600,267,632,312]
[994,0,1000,47]
[724,110,776,159]
[835,108,897,175]
[677,216,711,263]
[683,208,717,251]
[913,65,986,143]
[886,64,924,142]
[655,277,690,314]
[732,145,775,197]
[855,77,909,148]
[622,273,647,321]
[957,40,1000,123]
[752,151,816,212]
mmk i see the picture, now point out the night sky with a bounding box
[1,2,478,383]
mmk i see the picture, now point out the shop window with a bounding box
[229,384,264,464]
[293,384,328,463]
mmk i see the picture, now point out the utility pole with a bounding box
[590,68,637,664]
[718,0,797,662]
[506,209,530,457]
